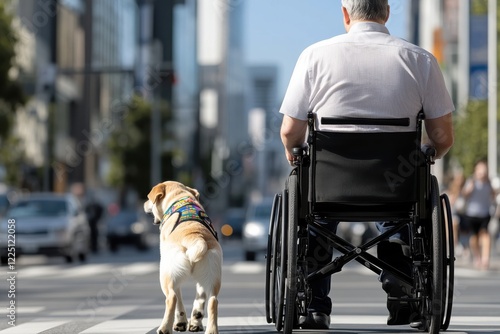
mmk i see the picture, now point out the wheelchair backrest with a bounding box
[309,113,425,205]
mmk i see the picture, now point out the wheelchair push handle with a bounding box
[292,146,306,157]
[291,144,308,166]
[421,144,436,164]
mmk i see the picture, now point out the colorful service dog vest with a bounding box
[160,196,218,241]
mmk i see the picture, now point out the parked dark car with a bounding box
[221,207,246,238]
[0,193,90,264]
[106,209,151,252]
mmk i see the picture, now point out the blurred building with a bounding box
[10,0,138,192]
[172,0,198,181]
[9,0,80,191]
[9,0,281,206]
[246,65,285,196]
[196,0,249,212]
[136,0,178,187]
[407,0,459,108]
[82,0,137,189]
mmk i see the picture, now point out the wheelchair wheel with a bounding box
[266,194,282,324]
[283,174,299,333]
[440,193,454,330]
[416,176,444,333]
[272,191,287,331]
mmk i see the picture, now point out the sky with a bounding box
[243,0,409,101]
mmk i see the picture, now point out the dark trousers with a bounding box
[306,220,338,314]
[307,221,409,315]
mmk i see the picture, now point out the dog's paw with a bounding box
[188,324,204,332]
[174,322,187,332]
[204,331,218,334]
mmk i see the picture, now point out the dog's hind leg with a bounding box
[205,295,219,334]
[204,269,221,334]
[157,283,177,334]
[190,247,221,333]
[188,283,205,332]
[193,278,221,333]
[174,287,188,331]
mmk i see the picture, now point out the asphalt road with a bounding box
[1,238,499,334]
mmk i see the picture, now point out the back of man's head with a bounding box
[341,0,389,22]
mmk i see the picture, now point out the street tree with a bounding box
[450,100,489,176]
[0,1,25,122]
[0,1,27,185]
[107,95,173,202]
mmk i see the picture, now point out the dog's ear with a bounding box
[186,186,200,200]
[148,183,166,204]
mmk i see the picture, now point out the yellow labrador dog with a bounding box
[144,181,222,334]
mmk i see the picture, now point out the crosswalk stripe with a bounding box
[1,314,499,333]
[120,262,158,276]
[226,262,497,278]
[16,306,45,314]
[80,319,158,333]
[16,263,151,279]
[11,261,496,281]
[223,315,500,326]
[17,265,67,278]
[0,320,67,333]
[58,264,116,278]
[229,262,264,274]
[451,316,500,326]
[454,267,496,278]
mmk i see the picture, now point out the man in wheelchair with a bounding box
[276,0,454,331]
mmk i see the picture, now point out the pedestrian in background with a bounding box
[461,160,496,270]
[71,183,104,253]
[445,171,467,256]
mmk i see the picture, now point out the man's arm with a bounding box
[424,113,454,159]
[280,115,308,163]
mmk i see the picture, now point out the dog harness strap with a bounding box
[162,197,218,241]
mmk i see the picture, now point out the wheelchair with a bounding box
[265,111,454,334]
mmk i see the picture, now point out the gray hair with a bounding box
[341,0,389,22]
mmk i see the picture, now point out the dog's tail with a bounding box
[184,238,208,263]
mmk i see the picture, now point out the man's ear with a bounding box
[342,6,351,28]
[385,5,390,23]
[148,183,166,204]
[186,186,200,200]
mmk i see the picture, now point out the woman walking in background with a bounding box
[446,171,466,256]
[461,160,496,270]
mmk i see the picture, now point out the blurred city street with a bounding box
[1,0,500,333]
[0,236,499,333]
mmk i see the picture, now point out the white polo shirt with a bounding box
[279,22,455,131]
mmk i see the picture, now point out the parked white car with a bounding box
[0,193,90,264]
[242,198,273,261]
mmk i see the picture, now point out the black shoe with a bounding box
[298,312,331,329]
[409,319,424,329]
[378,240,417,326]
[382,273,414,326]
[381,273,411,297]
[386,299,412,325]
